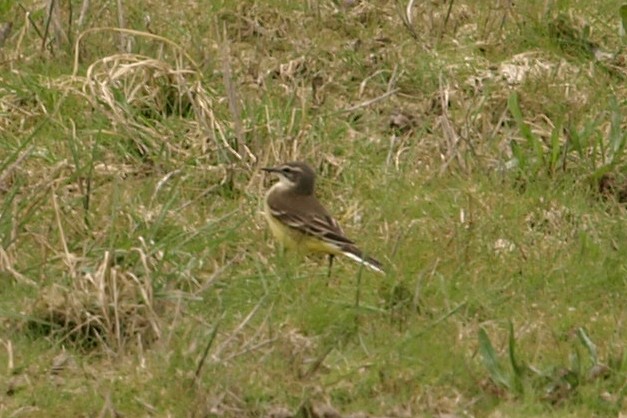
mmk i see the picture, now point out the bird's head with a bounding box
[262,161,316,195]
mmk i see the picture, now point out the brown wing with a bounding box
[266,194,355,247]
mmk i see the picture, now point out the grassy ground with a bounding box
[1,0,626,416]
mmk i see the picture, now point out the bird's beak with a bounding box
[261,166,280,173]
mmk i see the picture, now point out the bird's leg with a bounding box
[327,254,334,279]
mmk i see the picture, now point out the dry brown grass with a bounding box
[31,249,162,353]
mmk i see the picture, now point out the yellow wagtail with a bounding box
[261,161,384,274]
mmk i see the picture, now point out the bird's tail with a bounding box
[340,245,384,274]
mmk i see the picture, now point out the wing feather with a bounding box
[267,206,354,247]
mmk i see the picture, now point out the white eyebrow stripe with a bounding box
[283,165,303,173]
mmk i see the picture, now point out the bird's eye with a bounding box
[282,167,293,174]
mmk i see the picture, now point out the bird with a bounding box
[261,161,384,275]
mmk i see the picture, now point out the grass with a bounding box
[1,0,626,416]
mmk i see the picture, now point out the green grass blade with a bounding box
[549,124,562,174]
[620,4,627,38]
[576,327,598,365]
[507,321,524,394]
[508,92,544,168]
[478,327,511,390]
[607,96,626,164]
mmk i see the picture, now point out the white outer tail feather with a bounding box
[342,251,385,274]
